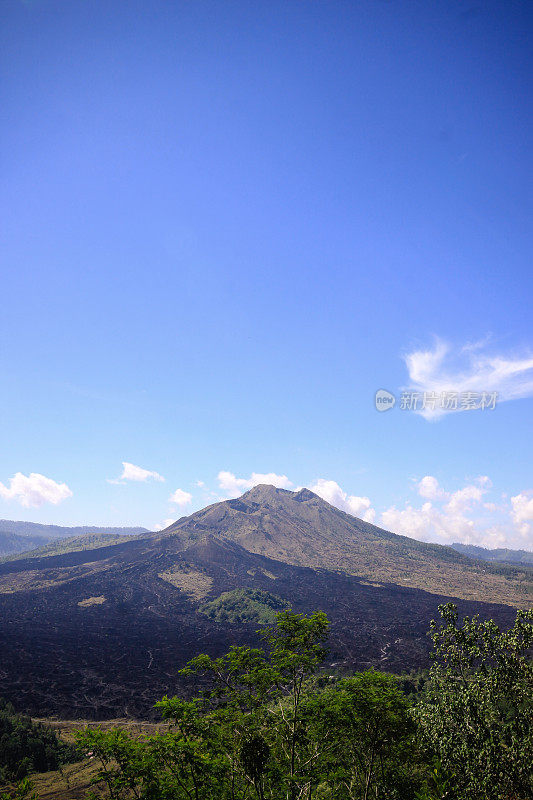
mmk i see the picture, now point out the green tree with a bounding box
[75,705,226,800]
[76,611,329,800]
[0,699,78,782]
[260,611,328,800]
[308,671,418,800]
[415,603,533,800]
[0,778,38,800]
[180,611,329,800]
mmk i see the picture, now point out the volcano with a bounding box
[0,485,528,718]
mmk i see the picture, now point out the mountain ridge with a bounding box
[0,522,149,560]
[0,520,149,539]
[451,541,533,566]
[162,484,531,607]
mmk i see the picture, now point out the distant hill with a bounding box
[164,485,532,607]
[0,521,148,560]
[0,531,52,558]
[0,520,149,539]
[451,542,533,566]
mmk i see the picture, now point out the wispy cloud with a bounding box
[0,472,73,508]
[107,461,165,484]
[403,338,533,419]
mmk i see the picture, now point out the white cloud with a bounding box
[418,475,447,500]
[382,475,532,549]
[382,500,487,545]
[217,471,293,498]
[109,462,165,484]
[153,518,176,531]
[403,338,533,419]
[445,484,485,514]
[309,478,375,522]
[510,492,533,538]
[0,472,73,508]
[381,502,437,541]
[169,488,192,507]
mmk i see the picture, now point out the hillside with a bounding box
[0,531,52,558]
[165,485,532,607]
[451,542,533,566]
[0,532,142,564]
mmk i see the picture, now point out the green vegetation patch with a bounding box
[0,699,79,783]
[73,606,533,800]
[199,588,289,624]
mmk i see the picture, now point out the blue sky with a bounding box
[1,0,532,549]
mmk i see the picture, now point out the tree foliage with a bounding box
[76,611,419,799]
[0,699,78,783]
[415,602,533,800]
[73,606,532,800]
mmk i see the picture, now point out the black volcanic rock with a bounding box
[0,491,523,719]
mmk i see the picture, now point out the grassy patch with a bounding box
[77,596,106,608]
[158,566,214,600]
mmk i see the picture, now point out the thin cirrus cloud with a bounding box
[402,338,533,420]
[107,461,165,485]
[0,472,73,508]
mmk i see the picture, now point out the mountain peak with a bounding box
[293,487,319,502]
[239,484,321,505]
[241,484,291,502]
